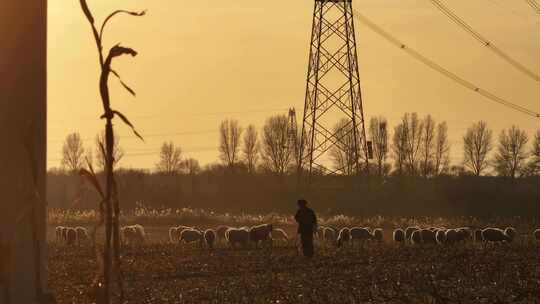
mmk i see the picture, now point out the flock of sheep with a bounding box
[54,223,540,248]
[55,226,89,246]
[391,226,517,244]
[165,224,288,249]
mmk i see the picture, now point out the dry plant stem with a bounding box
[81,158,106,296]
[79,2,145,302]
[103,121,114,302]
[112,180,125,302]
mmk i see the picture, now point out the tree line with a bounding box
[58,113,540,179]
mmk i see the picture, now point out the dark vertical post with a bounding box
[0,1,47,303]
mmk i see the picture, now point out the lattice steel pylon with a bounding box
[298,0,369,183]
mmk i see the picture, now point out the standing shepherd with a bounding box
[294,199,318,258]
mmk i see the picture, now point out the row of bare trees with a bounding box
[60,116,540,179]
[61,131,123,172]
[463,122,540,178]
[391,113,450,177]
[217,116,296,175]
[155,141,200,175]
[212,114,540,179]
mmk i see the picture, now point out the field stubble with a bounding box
[48,226,540,304]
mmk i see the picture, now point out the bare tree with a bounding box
[261,115,292,175]
[182,157,201,175]
[61,132,85,172]
[433,122,451,175]
[392,113,423,175]
[369,117,389,177]
[242,125,259,174]
[463,121,493,176]
[219,119,242,168]
[85,146,94,168]
[392,124,407,175]
[329,118,360,175]
[403,113,424,175]
[95,131,124,171]
[419,115,435,177]
[156,141,182,174]
[525,130,540,176]
[493,125,529,178]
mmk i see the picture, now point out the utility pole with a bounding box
[0,1,48,303]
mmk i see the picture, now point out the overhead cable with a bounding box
[429,0,540,84]
[352,9,540,119]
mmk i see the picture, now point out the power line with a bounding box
[47,107,289,124]
[526,0,540,15]
[428,0,540,85]
[47,129,219,143]
[352,9,540,119]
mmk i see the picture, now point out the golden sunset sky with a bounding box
[47,0,540,169]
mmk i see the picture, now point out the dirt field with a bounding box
[48,225,540,304]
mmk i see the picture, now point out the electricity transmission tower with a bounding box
[298,0,369,183]
[287,108,300,167]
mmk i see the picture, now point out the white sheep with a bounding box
[372,228,383,242]
[133,224,146,244]
[180,228,204,246]
[168,227,179,243]
[419,229,437,244]
[249,224,273,248]
[315,226,325,240]
[226,227,250,249]
[445,229,460,244]
[349,227,371,246]
[61,227,69,243]
[322,227,337,243]
[393,228,405,243]
[474,229,483,242]
[66,228,77,246]
[169,225,192,243]
[216,225,230,243]
[204,229,216,249]
[121,225,145,245]
[504,227,517,240]
[533,229,540,241]
[55,226,65,243]
[337,227,351,247]
[435,229,447,244]
[410,230,422,244]
[405,226,420,241]
[75,226,89,245]
[456,227,472,241]
[271,228,289,246]
[121,226,136,245]
[481,228,513,243]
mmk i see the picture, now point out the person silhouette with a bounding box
[294,199,317,258]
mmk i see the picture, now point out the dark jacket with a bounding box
[295,207,317,234]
